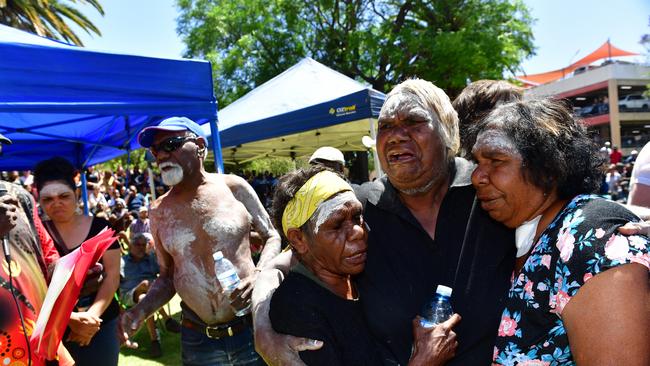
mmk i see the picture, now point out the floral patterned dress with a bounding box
[492,195,650,366]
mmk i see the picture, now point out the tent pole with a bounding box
[125,116,131,187]
[126,149,131,187]
[208,118,225,173]
[75,143,90,215]
[81,170,89,216]
[369,118,383,178]
[148,165,156,203]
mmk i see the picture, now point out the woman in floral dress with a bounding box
[470,98,649,365]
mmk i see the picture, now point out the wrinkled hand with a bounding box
[67,312,102,346]
[618,221,650,236]
[228,274,257,313]
[118,308,145,346]
[409,314,461,366]
[254,326,323,366]
[0,195,19,237]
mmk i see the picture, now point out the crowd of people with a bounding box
[0,78,648,366]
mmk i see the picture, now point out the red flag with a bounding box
[30,228,116,360]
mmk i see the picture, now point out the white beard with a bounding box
[159,162,184,186]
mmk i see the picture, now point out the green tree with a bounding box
[0,0,103,46]
[177,0,535,105]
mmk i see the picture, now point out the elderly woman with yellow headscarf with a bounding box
[269,166,456,366]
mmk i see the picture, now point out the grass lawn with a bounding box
[119,295,183,366]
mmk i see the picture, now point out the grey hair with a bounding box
[388,79,460,156]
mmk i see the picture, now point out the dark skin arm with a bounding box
[225,175,282,310]
[225,174,282,268]
[252,252,323,366]
[562,263,649,365]
[118,222,176,344]
[68,248,121,346]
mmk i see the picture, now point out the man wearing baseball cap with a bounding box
[308,146,345,173]
[120,117,281,365]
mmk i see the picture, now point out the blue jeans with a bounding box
[181,324,265,366]
[64,317,119,366]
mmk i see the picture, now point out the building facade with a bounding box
[524,62,650,153]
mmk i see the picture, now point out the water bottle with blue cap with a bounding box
[213,251,250,316]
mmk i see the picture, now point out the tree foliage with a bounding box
[177,0,535,105]
[0,0,103,46]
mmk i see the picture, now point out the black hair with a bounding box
[33,156,77,193]
[453,80,523,158]
[474,98,604,199]
[131,232,149,245]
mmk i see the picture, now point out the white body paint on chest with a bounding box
[192,199,249,244]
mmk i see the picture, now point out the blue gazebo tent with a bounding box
[0,24,221,173]
[203,58,385,166]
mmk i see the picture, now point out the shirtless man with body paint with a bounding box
[119,117,280,366]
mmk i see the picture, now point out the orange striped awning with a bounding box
[517,41,638,87]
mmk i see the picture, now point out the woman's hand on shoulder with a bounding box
[409,314,461,366]
[618,220,650,236]
[254,329,322,366]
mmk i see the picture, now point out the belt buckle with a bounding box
[205,325,221,339]
[204,325,234,339]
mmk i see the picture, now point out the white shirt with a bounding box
[631,142,650,188]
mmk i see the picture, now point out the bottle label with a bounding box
[217,269,240,293]
[420,319,437,328]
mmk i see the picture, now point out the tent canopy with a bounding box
[0,24,218,171]
[204,58,385,164]
[517,41,639,86]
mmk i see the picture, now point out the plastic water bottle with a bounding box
[213,251,250,316]
[420,285,453,328]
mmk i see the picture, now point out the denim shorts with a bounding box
[181,323,265,366]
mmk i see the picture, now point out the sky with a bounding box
[73,0,649,76]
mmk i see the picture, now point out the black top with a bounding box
[270,263,386,366]
[45,216,121,321]
[354,158,516,366]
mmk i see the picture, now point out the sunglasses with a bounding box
[150,136,196,154]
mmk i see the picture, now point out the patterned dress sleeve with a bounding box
[549,197,650,315]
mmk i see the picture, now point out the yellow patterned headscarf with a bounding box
[281,170,353,236]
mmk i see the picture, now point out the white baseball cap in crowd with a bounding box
[309,146,345,165]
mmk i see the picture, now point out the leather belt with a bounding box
[181,314,252,339]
